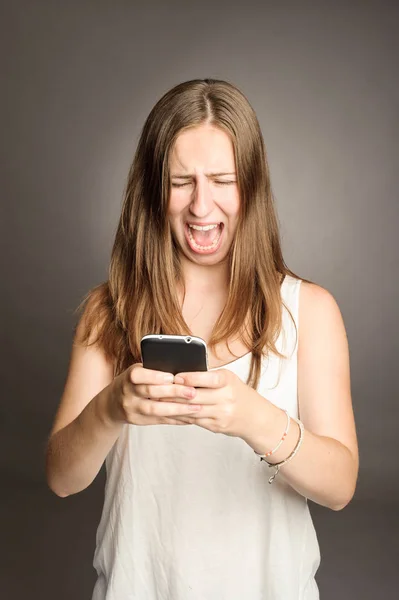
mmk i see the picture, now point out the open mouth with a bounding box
[184,222,224,254]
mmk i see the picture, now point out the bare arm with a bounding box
[46,388,124,498]
[45,312,121,497]
[242,282,359,510]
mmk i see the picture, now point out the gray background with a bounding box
[2,0,398,598]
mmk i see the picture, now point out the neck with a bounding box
[179,258,230,295]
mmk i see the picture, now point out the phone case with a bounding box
[141,334,208,374]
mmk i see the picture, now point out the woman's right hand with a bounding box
[108,362,201,426]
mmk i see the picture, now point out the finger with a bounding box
[139,399,202,418]
[173,415,214,429]
[130,364,175,385]
[179,387,218,406]
[177,405,213,419]
[174,370,225,388]
[161,418,189,426]
[134,383,197,402]
[173,416,194,425]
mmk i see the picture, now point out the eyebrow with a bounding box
[171,172,236,179]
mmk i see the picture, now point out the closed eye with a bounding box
[171,181,236,188]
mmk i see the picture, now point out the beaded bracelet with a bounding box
[264,417,304,484]
[253,408,290,460]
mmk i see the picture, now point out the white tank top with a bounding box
[92,275,320,600]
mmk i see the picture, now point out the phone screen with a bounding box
[141,334,208,374]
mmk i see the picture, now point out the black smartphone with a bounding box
[140,334,208,375]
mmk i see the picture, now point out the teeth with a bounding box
[188,223,220,231]
[187,225,222,250]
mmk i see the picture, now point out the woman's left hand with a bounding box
[172,369,265,439]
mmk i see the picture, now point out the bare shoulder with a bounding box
[298,280,346,340]
[48,288,115,439]
[299,280,342,317]
[298,280,349,375]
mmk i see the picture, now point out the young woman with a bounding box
[46,78,359,600]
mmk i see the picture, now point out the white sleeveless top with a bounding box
[92,275,321,600]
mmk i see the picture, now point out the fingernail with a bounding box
[162,373,174,383]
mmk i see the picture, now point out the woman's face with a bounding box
[168,124,240,265]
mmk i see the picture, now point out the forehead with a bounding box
[169,125,235,172]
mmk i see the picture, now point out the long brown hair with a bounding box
[76,78,309,389]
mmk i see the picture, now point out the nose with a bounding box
[189,177,214,218]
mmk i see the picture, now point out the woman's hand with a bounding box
[109,363,203,426]
[171,369,264,439]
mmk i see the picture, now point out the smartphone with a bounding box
[140,334,208,375]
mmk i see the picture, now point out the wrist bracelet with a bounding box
[253,409,290,459]
[264,417,304,484]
